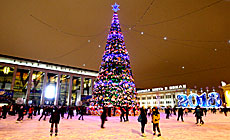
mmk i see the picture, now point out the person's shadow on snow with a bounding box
[131,129,140,135]
[145,129,152,134]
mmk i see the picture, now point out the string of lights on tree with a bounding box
[92,3,137,107]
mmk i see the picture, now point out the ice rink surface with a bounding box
[0,112,229,140]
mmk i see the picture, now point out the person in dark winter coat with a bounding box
[33,106,37,116]
[125,106,129,121]
[49,106,60,136]
[203,108,207,116]
[101,107,107,128]
[173,106,177,115]
[194,106,204,125]
[165,106,170,119]
[67,107,74,119]
[78,106,84,120]
[60,106,65,119]
[37,105,41,115]
[120,107,125,122]
[177,107,184,122]
[76,106,80,116]
[139,107,147,137]
[107,107,111,117]
[133,107,136,116]
[16,105,24,122]
[2,105,8,119]
[39,107,47,121]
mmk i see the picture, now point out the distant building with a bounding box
[137,84,197,108]
[0,55,97,106]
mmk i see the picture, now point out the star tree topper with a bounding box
[112,3,120,12]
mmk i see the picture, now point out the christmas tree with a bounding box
[92,3,136,107]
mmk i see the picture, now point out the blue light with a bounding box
[177,92,222,108]
[112,3,120,12]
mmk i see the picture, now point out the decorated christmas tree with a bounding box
[92,3,137,107]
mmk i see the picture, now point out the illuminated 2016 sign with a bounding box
[177,92,222,108]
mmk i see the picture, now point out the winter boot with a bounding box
[141,133,146,137]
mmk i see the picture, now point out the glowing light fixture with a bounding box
[3,67,10,74]
[164,37,167,40]
[45,85,56,99]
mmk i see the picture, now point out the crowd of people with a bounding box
[137,105,229,137]
[0,104,87,136]
[0,103,229,137]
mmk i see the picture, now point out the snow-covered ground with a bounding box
[0,111,229,140]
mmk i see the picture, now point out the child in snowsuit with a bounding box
[152,107,161,136]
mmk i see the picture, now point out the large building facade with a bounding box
[137,84,198,108]
[0,55,97,106]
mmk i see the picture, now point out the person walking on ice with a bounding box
[138,107,147,137]
[101,107,107,128]
[49,106,60,136]
[177,107,184,122]
[194,106,204,125]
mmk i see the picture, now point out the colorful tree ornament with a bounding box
[92,3,136,107]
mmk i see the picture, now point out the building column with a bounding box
[89,78,94,95]
[25,69,34,104]
[54,73,61,106]
[173,92,176,107]
[67,75,73,106]
[76,76,84,103]
[139,95,142,107]
[156,92,160,107]
[164,94,167,107]
[150,94,153,108]
[11,66,17,90]
[40,72,47,105]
